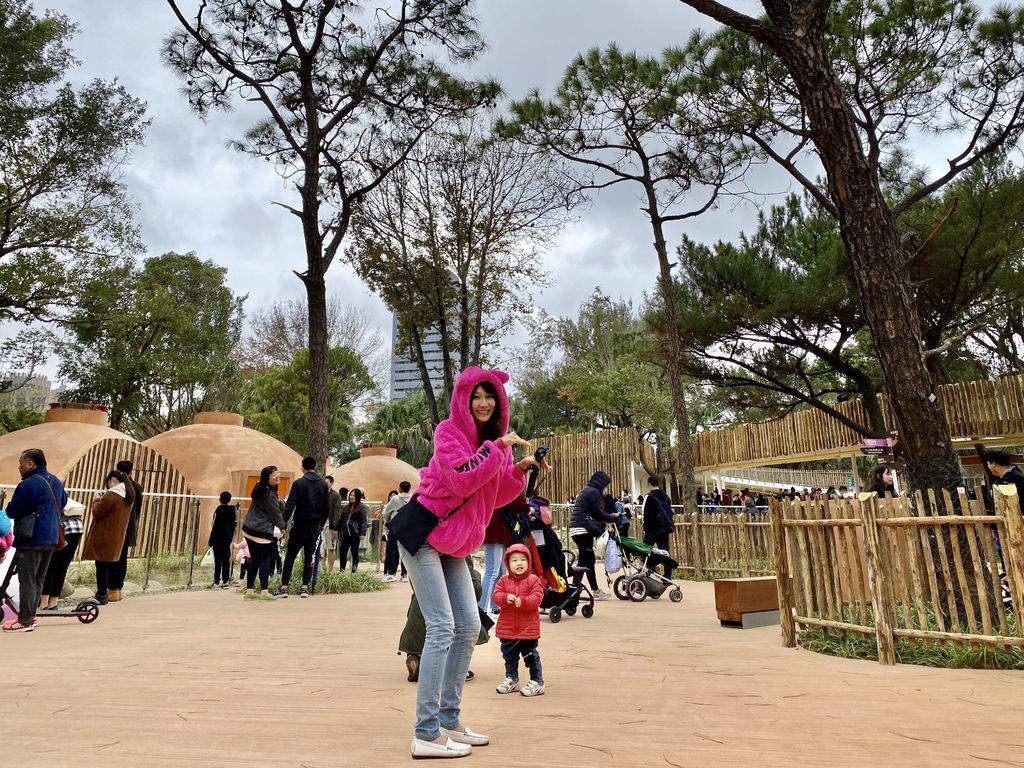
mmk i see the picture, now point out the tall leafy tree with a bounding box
[164,0,498,467]
[503,45,752,512]
[360,391,434,468]
[348,115,576,424]
[241,346,372,460]
[676,0,1024,488]
[0,0,146,360]
[58,252,245,435]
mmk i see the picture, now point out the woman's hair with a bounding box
[219,491,232,504]
[105,470,135,505]
[387,489,398,500]
[868,464,893,495]
[252,465,278,503]
[349,488,364,506]
[471,381,502,444]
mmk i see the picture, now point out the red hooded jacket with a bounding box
[492,543,545,640]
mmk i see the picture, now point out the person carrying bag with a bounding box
[389,366,549,759]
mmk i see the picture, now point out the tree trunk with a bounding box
[434,286,455,414]
[648,205,698,515]
[305,272,329,469]
[773,34,961,491]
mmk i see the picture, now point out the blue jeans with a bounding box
[400,543,480,741]
[479,543,506,613]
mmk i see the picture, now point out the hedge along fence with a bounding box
[771,486,1024,665]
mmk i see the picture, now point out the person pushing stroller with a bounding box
[492,543,546,697]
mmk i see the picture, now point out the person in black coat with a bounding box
[569,470,618,599]
[209,491,236,588]
[642,476,675,580]
[279,456,330,597]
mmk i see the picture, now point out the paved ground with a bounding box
[7,573,1023,768]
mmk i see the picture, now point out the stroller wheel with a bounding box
[581,604,594,618]
[650,591,661,599]
[669,587,683,603]
[613,575,629,601]
[627,577,648,602]
[549,607,562,624]
[565,605,577,616]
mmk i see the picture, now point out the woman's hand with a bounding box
[516,456,553,473]
[499,431,530,448]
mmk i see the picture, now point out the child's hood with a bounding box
[503,542,533,579]
[447,366,511,444]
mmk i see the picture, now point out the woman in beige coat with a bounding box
[82,470,135,605]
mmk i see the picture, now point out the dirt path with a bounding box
[7,578,1022,767]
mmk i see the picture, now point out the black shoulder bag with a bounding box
[385,494,469,556]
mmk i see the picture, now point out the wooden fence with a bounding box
[771,486,1024,664]
[668,511,774,580]
[693,372,1024,471]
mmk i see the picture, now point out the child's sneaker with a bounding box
[495,677,520,694]
[520,680,545,697]
[300,585,309,598]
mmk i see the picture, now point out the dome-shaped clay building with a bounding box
[0,403,196,555]
[143,412,304,535]
[331,445,421,503]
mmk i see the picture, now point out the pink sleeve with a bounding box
[431,423,505,497]
[521,575,545,609]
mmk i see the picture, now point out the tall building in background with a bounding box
[389,314,447,400]
[0,374,54,411]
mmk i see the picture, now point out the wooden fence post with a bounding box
[770,500,796,647]
[737,512,751,577]
[857,493,896,665]
[690,512,704,581]
[994,486,1024,637]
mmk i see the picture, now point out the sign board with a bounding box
[861,437,894,457]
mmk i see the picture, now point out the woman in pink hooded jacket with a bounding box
[402,366,547,759]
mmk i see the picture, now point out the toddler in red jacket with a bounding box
[492,543,546,697]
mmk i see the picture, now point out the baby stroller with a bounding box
[609,531,683,603]
[527,501,595,623]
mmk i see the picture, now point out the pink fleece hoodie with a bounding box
[417,366,527,557]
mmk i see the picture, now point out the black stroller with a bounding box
[527,504,595,623]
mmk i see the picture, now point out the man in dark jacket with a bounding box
[985,449,1024,507]
[4,448,67,631]
[108,459,144,601]
[642,475,675,580]
[278,456,330,598]
[569,470,618,599]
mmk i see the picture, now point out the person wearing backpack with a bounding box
[642,475,675,580]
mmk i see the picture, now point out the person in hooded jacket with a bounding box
[568,470,618,600]
[82,470,136,605]
[491,543,546,697]
[642,475,675,580]
[399,366,548,759]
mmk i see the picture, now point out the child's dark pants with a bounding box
[499,639,543,683]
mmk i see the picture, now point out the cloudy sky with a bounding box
[24,0,769,381]
[26,0,997,387]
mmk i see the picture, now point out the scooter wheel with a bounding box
[581,605,594,618]
[77,603,99,624]
[613,575,629,601]
[549,607,562,624]
[669,588,683,603]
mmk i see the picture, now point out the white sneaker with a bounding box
[383,574,396,583]
[411,737,471,759]
[439,726,489,746]
[495,677,520,694]
[520,680,545,697]
[593,590,611,601]
[401,575,409,582]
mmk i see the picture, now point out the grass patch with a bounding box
[265,570,389,595]
[798,604,1024,670]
